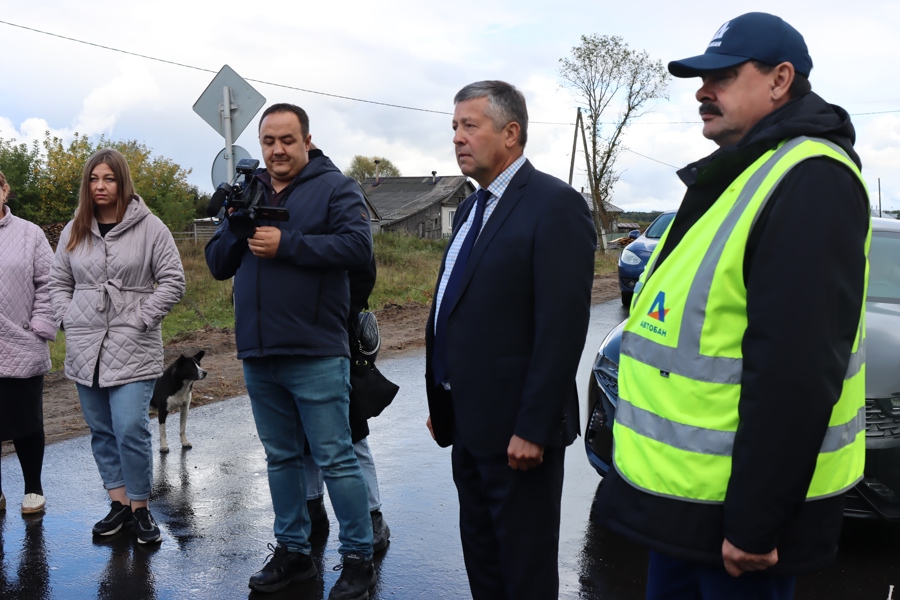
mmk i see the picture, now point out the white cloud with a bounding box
[73,61,161,136]
[856,115,900,211]
[2,0,899,214]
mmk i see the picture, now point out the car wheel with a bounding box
[621,291,633,308]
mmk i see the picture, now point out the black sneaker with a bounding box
[328,552,376,600]
[371,511,390,553]
[248,542,317,593]
[308,497,329,535]
[92,501,133,536]
[132,507,162,544]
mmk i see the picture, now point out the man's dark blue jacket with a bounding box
[205,154,373,359]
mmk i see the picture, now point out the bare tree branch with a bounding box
[559,35,669,237]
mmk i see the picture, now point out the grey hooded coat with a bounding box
[49,196,185,387]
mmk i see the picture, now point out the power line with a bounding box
[849,109,900,116]
[0,19,575,125]
[1,18,679,169]
[18,19,892,174]
[5,19,900,125]
[0,21,656,128]
[622,148,679,169]
[0,20,453,116]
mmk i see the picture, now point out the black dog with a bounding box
[150,351,207,453]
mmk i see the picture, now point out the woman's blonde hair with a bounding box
[66,148,136,251]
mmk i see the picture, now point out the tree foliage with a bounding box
[112,139,197,230]
[559,34,670,236]
[0,138,42,221]
[344,155,401,184]
[38,133,97,224]
[0,132,197,230]
[620,210,664,224]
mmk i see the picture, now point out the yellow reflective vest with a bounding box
[613,136,870,503]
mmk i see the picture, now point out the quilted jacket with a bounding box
[49,196,185,387]
[0,206,57,378]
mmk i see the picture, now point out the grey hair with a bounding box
[454,80,528,147]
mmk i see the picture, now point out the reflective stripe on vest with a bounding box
[613,136,870,503]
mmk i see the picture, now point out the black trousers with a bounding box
[0,376,45,496]
[451,441,565,600]
[647,551,796,600]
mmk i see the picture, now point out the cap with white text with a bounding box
[668,12,812,78]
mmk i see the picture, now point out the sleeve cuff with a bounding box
[31,317,59,341]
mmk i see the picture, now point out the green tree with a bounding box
[36,132,98,223]
[344,155,401,184]
[112,139,196,230]
[559,35,670,236]
[188,185,213,220]
[0,137,42,221]
[0,132,196,229]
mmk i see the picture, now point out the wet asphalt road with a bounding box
[2,299,900,599]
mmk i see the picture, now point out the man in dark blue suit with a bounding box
[425,80,596,599]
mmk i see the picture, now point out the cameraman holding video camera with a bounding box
[205,103,376,599]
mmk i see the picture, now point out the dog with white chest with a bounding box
[150,351,207,453]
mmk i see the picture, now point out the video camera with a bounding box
[206,158,289,239]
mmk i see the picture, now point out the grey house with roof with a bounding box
[359,173,476,239]
[579,191,625,231]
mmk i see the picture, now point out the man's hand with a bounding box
[426,415,435,441]
[507,435,544,471]
[248,226,281,259]
[722,539,778,577]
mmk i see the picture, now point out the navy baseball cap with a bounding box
[668,12,812,78]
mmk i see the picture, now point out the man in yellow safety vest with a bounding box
[595,12,871,600]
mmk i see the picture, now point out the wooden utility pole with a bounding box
[568,108,580,186]
[568,107,606,249]
[879,178,882,217]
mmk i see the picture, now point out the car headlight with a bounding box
[594,354,619,378]
[874,397,900,415]
[620,248,641,266]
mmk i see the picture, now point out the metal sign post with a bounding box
[222,86,235,180]
[194,65,266,186]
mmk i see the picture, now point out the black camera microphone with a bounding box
[206,183,231,218]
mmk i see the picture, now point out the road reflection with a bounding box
[0,512,52,600]
[95,534,156,600]
[577,481,648,600]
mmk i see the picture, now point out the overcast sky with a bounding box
[2,1,899,213]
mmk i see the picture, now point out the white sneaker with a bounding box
[21,493,45,514]
[0,493,6,511]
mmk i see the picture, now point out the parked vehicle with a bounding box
[618,210,676,307]
[586,217,900,521]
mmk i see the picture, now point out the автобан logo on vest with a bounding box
[639,291,669,338]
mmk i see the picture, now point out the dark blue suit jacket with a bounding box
[425,160,597,455]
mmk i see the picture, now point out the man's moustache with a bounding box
[699,103,723,117]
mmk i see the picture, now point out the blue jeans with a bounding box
[243,355,373,557]
[77,379,156,501]
[305,438,381,512]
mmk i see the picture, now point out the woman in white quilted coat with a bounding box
[49,149,185,544]
[0,170,57,515]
